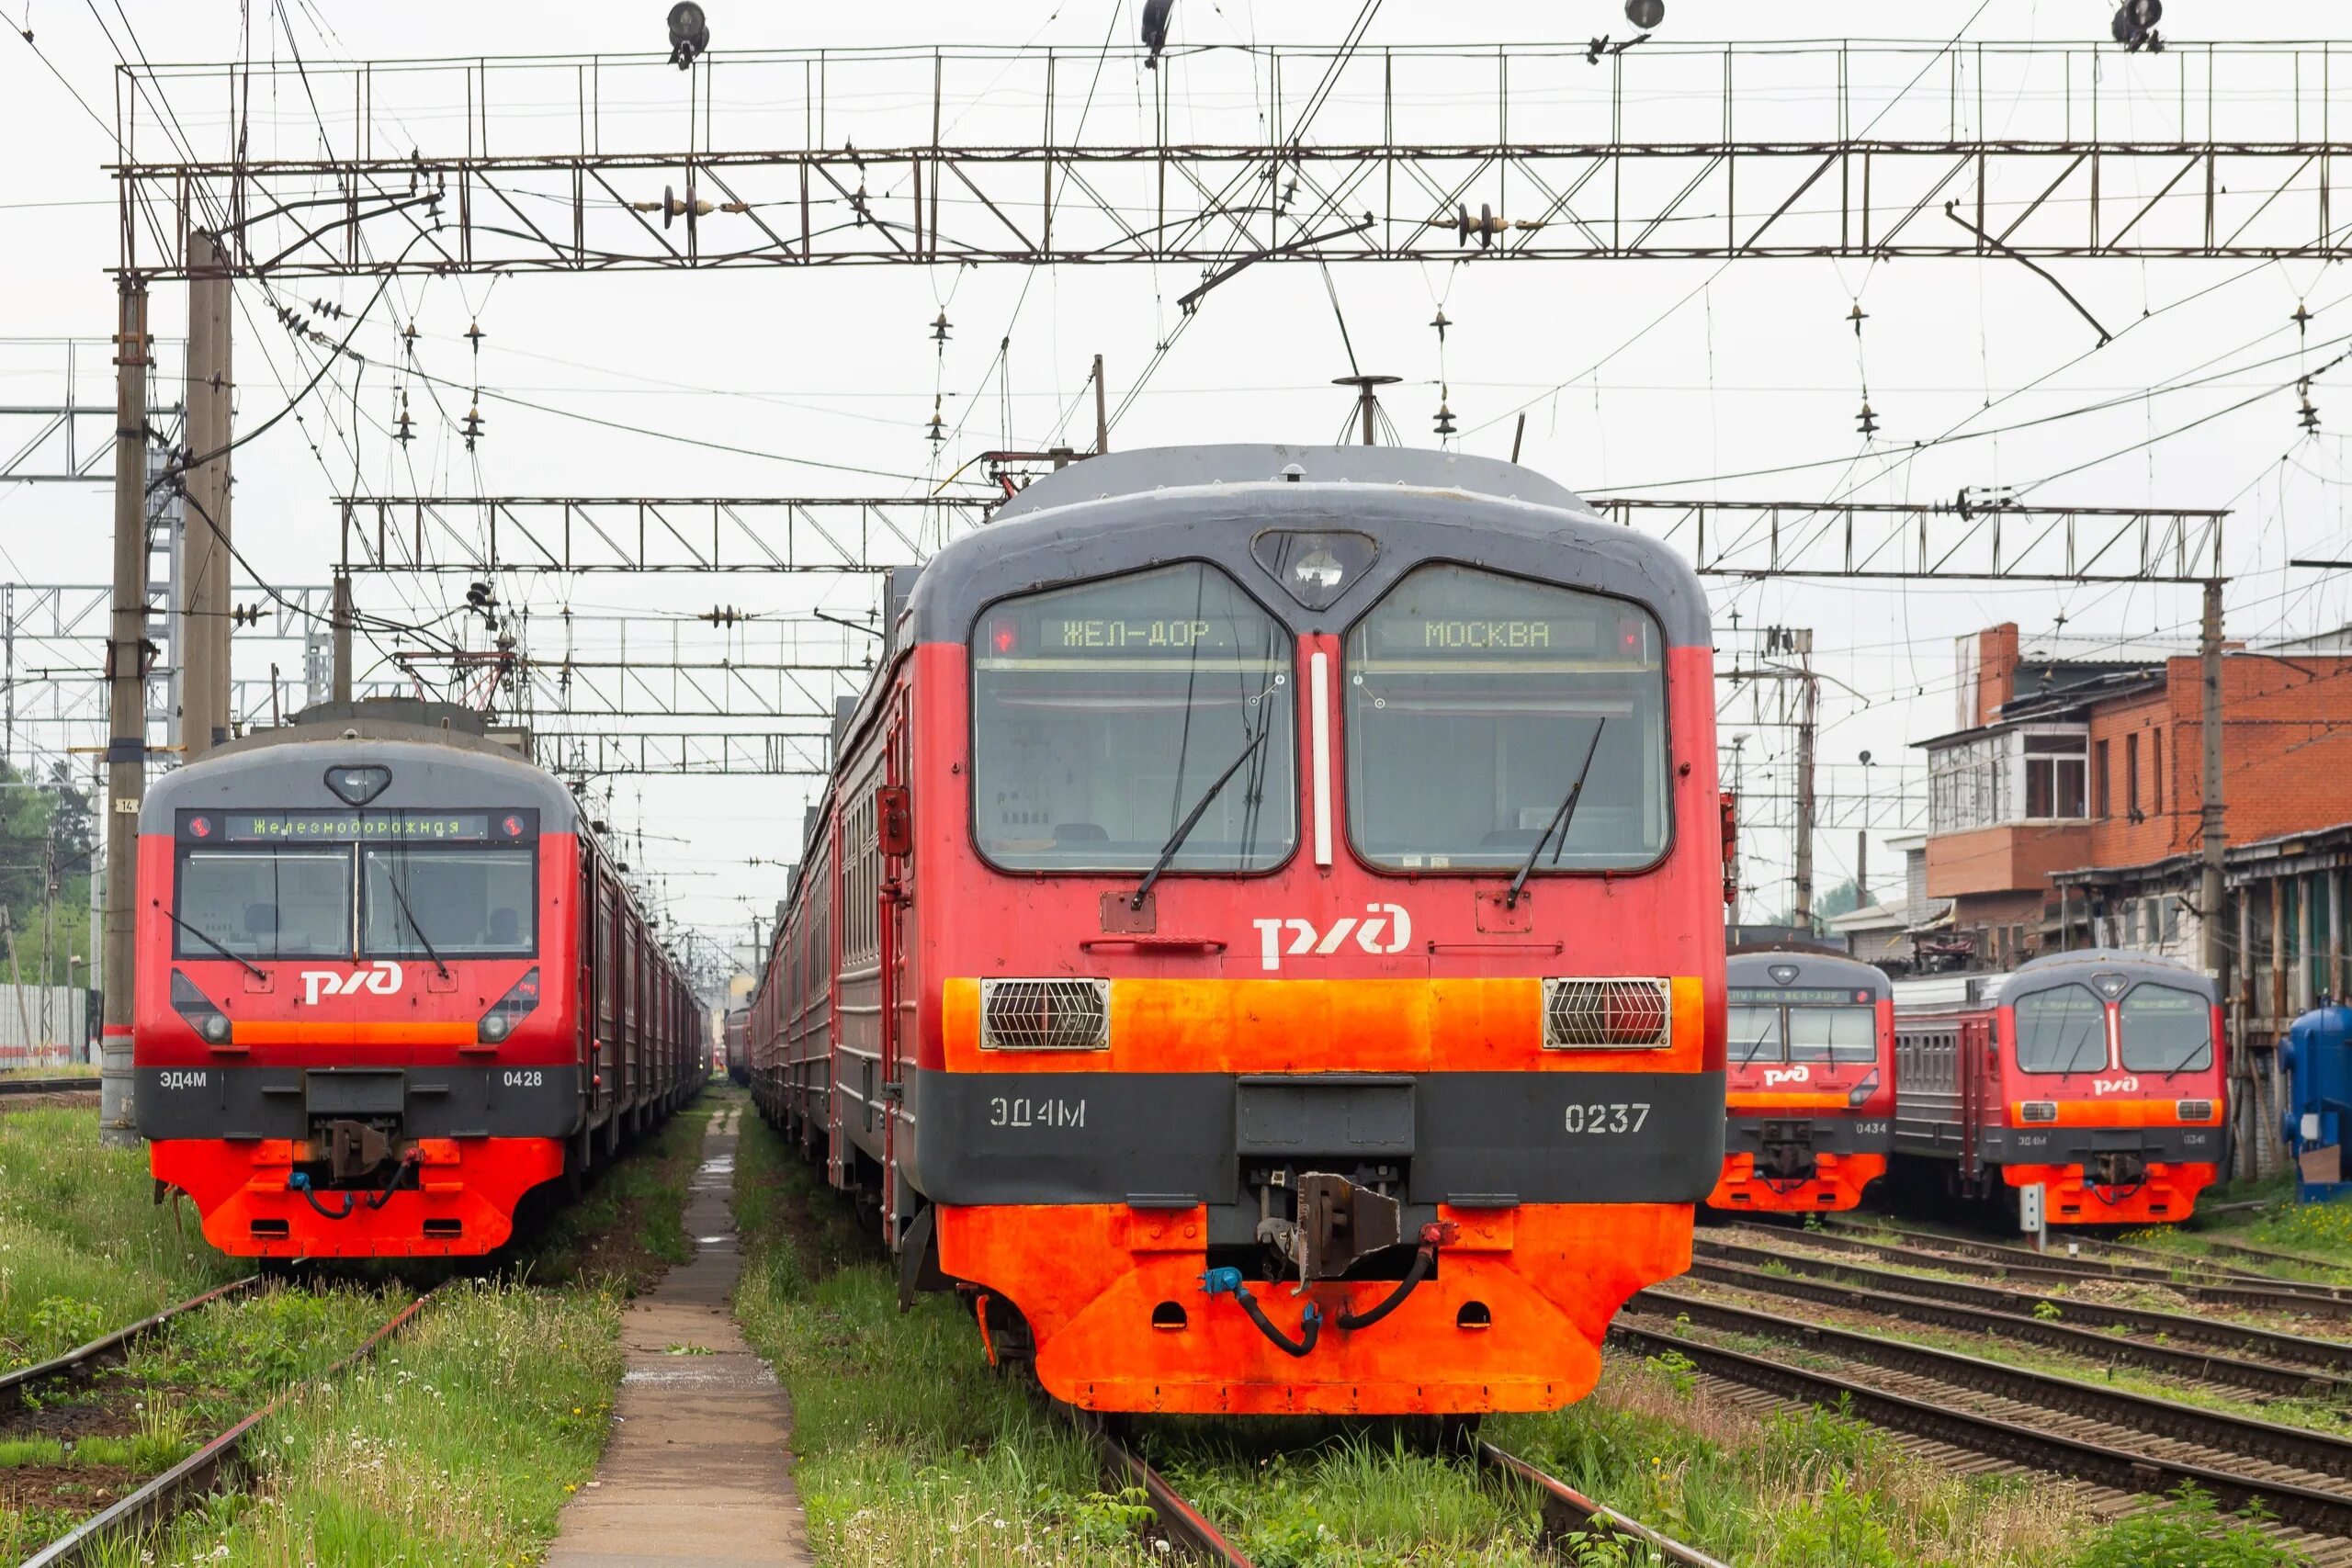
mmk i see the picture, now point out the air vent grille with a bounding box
[979,978,1112,1052]
[1543,978,1672,1050]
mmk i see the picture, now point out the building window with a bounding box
[2162,895,2180,943]
[2023,732,2087,820]
[2153,730,2164,814]
[2095,739,2111,818]
[2126,733,2141,818]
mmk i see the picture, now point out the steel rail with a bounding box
[1611,1315,2352,1539]
[1684,1255,2352,1402]
[0,1075,100,1096]
[2075,1229,2352,1282]
[1815,1215,2304,1288]
[1070,1409,1255,1567]
[0,1276,260,1413]
[20,1289,434,1568]
[1721,1222,2352,1318]
[1694,1235,2352,1376]
[1477,1441,1732,1567]
[1633,1285,2352,1481]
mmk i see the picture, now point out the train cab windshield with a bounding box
[172,807,538,961]
[1727,988,1877,1064]
[2118,984,2212,1073]
[1343,565,1668,872]
[2012,984,2108,1074]
[971,562,1298,873]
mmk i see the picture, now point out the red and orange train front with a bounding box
[752,446,1728,1416]
[133,706,690,1258]
[1708,950,1894,1213]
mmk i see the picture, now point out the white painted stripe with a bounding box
[1310,649,1333,866]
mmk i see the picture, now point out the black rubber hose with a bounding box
[294,1184,359,1220]
[1334,1245,1435,1332]
[1235,1290,1320,1357]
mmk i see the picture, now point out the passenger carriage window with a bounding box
[1344,564,1668,871]
[971,563,1297,873]
[175,849,351,958]
[2118,983,2212,1073]
[1788,1006,1877,1064]
[2011,984,2109,1074]
[361,848,536,958]
[1727,1005,1782,1064]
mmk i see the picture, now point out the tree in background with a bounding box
[0,762,94,988]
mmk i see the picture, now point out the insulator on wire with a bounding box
[932,311,953,344]
[1856,400,1880,438]
[925,395,947,445]
[464,320,485,344]
[2301,382,2323,433]
[1848,301,1869,337]
[1432,391,1457,438]
[1430,309,1451,344]
[2295,301,2314,338]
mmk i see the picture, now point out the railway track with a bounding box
[1723,1219,2352,1318]
[0,1074,98,1097]
[17,1287,433,1567]
[1683,1252,2352,1402]
[1621,1284,2352,1546]
[1817,1213,2345,1290]
[0,1276,258,1413]
[1068,1405,1726,1565]
[1695,1235,2352,1371]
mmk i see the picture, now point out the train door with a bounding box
[826,809,849,1189]
[876,696,913,1247]
[594,873,617,1129]
[1958,1012,1994,1190]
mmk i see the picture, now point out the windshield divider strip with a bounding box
[1310,649,1333,868]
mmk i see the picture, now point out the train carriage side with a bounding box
[1708,949,1894,1212]
[1894,950,2226,1225]
[759,444,1729,1416]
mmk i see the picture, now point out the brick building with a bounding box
[1917,624,2352,1008]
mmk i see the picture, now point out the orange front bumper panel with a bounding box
[2001,1159,2217,1226]
[1706,1151,1885,1213]
[151,1135,565,1258]
[937,1201,1691,1416]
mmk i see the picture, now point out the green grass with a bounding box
[0,1106,243,1370]
[82,1280,625,1568]
[731,1104,1159,1567]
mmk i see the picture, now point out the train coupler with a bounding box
[1198,1268,1323,1358]
[1259,1171,1406,1281]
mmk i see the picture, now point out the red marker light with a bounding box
[990,620,1017,655]
[503,814,524,837]
[189,816,211,839]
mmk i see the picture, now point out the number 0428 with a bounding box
[1564,1102,1650,1134]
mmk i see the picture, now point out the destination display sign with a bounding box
[1371,616,1605,655]
[179,808,537,844]
[1727,987,1877,1007]
[1036,617,1239,652]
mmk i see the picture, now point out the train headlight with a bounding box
[2176,1099,2214,1122]
[478,967,541,1045]
[2018,1100,2059,1123]
[979,978,1111,1051]
[1542,978,1672,1049]
[1846,1069,1881,1108]
[169,971,233,1047]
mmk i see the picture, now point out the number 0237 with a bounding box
[1564,1101,1650,1134]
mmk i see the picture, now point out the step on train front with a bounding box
[745,444,1730,1416]
[132,702,703,1258]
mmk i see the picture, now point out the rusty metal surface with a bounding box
[19,1290,434,1568]
[1478,1441,1733,1567]
[0,1275,259,1413]
[1075,1411,1256,1567]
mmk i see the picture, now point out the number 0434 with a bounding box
[1564,1102,1650,1134]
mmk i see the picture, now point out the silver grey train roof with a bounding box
[141,700,577,834]
[1725,948,1894,998]
[1996,948,2220,1007]
[906,443,1711,647]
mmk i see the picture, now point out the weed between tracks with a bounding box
[0,1106,244,1370]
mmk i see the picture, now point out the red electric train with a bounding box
[1707,948,1894,1213]
[747,443,1728,1416]
[1893,950,2227,1226]
[135,700,702,1258]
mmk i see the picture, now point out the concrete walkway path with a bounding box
[548,1102,811,1568]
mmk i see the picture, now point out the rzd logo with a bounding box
[1761,1065,1812,1088]
[2092,1076,2141,1096]
[300,961,403,1006]
[1252,906,1412,972]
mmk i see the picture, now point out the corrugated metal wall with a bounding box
[0,985,92,1063]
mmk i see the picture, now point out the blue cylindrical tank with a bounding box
[2283,1003,2352,1201]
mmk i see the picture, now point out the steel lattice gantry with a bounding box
[111,39,2352,278]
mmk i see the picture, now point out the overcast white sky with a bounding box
[6,0,2352,960]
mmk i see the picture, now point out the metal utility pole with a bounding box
[1793,629,1819,929]
[100,280,149,1146]
[181,231,232,758]
[1856,829,1869,909]
[1091,354,1109,457]
[2199,578,2250,1177]
[330,570,354,703]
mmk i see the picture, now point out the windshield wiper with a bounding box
[1736,1027,1780,1066]
[1508,717,1607,909]
[1131,728,1269,910]
[153,900,265,980]
[381,870,451,979]
[2162,1040,2213,1080]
